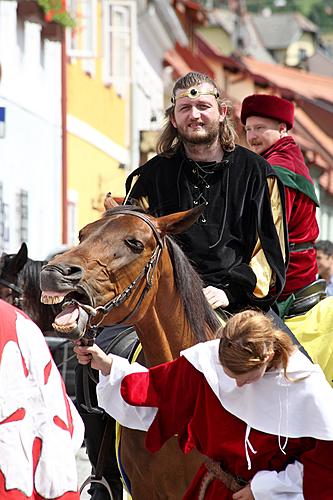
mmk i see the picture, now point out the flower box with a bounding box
[17,0,45,24]
[41,21,63,42]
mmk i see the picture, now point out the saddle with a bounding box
[285,279,327,318]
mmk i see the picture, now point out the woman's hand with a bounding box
[73,343,113,376]
[232,485,254,500]
[203,286,229,309]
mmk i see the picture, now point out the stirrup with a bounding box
[80,474,114,499]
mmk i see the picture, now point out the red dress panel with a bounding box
[120,356,333,499]
[263,136,319,298]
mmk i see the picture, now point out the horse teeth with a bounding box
[41,294,64,305]
[52,322,76,332]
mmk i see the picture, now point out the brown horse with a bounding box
[40,200,221,499]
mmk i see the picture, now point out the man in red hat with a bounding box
[241,94,320,316]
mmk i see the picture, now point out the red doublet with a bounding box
[120,356,333,499]
[263,136,319,298]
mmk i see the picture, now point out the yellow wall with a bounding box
[198,27,234,56]
[286,32,316,66]
[66,0,128,234]
[67,62,127,147]
[67,134,127,231]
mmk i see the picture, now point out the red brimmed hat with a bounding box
[241,94,294,130]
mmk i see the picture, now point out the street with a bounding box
[76,446,91,499]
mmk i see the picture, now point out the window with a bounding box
[16,189,28,244]
[298,47,308,64]
[67,0,97,58]
[67,189,78,246]
[0,183,10,250]
[103,0,136,93]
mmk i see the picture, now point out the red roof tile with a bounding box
[164,49,192,80]
[175,42,215,78]
[164,43,215,80]
[242,56,333,104]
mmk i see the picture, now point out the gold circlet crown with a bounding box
[171,87,220,104]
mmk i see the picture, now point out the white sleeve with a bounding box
[251,461,304,499]
[96,355,157,431]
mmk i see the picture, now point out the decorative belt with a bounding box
[289,242,314,252]
[198,458,248,499]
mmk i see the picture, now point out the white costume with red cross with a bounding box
[0,300,84,499]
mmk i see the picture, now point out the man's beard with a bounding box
[177,122,220,146]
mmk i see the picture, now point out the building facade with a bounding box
[0,0,62,259]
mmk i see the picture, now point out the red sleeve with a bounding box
[283,185,296,223]
[120,356,203,453]
[302,440,333,499]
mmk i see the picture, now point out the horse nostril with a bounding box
[64,265,84,279]
[43,263,83,277]
[40,263,84,289]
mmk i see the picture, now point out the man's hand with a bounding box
[73,343,113,376]
[232,485,254,500]
[203,286,229,309]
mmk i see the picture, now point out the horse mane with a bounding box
[166,238,221,342]
[104,205,221,342]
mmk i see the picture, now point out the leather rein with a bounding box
[0,277,23,306]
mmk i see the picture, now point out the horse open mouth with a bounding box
[41,291,91,340]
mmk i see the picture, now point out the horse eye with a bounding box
[124,239,144,254]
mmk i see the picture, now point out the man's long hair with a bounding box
[156,72,236,157]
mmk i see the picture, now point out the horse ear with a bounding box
[104,192,119,211]
[13,242,28,273]
[155,205,205,236]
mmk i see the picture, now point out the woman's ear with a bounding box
[265,351,275,363]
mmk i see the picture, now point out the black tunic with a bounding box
[125,146,288,312]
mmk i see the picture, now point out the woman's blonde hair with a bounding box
[219,310,295,378]
[156,72,236,156]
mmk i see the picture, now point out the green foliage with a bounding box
[37,0,76,28]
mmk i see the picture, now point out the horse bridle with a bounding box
[78,210,165,498]
[67,210,165,342]
[0,277,23,306]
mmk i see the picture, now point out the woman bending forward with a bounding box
[75,310,333,499]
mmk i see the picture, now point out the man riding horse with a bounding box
[241,93,324,318]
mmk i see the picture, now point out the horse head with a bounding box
[0,242,28,304]
[40,202,207,345]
